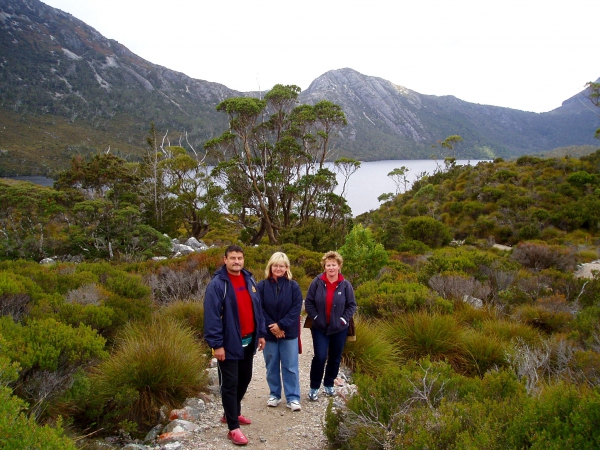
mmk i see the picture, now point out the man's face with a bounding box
[224,251,244,275]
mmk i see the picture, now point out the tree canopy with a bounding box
[205,84,358,245]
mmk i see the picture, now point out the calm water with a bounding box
[330,160,486,216]
[3,160,486,217]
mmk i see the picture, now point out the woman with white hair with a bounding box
[258,252,303,411]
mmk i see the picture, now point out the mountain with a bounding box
[299,69,600,161]
[0,0,598,176]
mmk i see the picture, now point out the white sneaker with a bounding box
[308,388,319,401]
[267,396,281,407]
[286,401,301,411]
[324,386,335,396]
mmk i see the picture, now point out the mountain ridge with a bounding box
[0,0,598,175]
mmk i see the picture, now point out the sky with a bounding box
[41,0,599,113]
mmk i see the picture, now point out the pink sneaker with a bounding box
[220,414,252,425]
[227,428,248,445]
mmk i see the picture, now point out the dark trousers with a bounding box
[217,339,255,430]
[309,326,348,389]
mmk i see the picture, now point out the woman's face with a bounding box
[271,263,288,279]
[324,259,340,277]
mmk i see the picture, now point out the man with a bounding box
[204,245,266,446]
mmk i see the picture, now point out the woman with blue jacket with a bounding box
[305,251,357,401]
[258,252,303,412]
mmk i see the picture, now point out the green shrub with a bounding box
[355,280,438,318]
[339,224,388,286]
[506,383,600,449]
[342,316,398,377]
[57,303,115,336]
[0,386,76,450]
[0,316,108,373]
[384,313,466,371]
[404,216,452,248]
[87,317,209,430]
[328,359,465,450]
[396,238,430,254]
[574,306,600,348]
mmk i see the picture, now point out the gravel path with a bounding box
[181,326,330,449]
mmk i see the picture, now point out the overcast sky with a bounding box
[41,0,598,113]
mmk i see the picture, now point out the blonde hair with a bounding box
[321,250,343,269]
[265,252,293,280]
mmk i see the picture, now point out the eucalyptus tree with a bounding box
[205,84,357,245]
[55,153,169,259]
[158,146,223,239]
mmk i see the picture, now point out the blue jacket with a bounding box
[203,265,265,359]
[258,277,303,342]
[304,274,357,335]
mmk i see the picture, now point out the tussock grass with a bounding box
[462,329,508,376]
[91,316,209,426]
[342,316,399,377]
[158,300,204,339]
[481,319,541,345]
[384,312,466,372]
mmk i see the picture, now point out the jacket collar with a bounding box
[320,272,344,284]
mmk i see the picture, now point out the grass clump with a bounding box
[342,316,398,377]
[461,329,508,376]
[87,316,209,430]
[481,319,541,345]
[158,300,204,339]
[384,312,466,371]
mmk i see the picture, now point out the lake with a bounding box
[2,159,486,217]
[330,159,485,216]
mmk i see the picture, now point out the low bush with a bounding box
[0,386,76,450]
[355,280,442,318]
[506,383,600,448]
[85,317,209,431]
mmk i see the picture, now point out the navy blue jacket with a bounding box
[304,274,357,335]
[257,277,303,342]
[203,265,265,359]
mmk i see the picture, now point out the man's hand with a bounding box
[213,347,225,361]
[257,337,266,351]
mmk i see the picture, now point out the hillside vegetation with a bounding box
[2,148,600,447]
[362,152,600,249]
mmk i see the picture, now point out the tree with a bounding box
[584,82,600,140]
[55,153,169,259]
[388,166,410,195]
[339,224,388,286]
[158,146,223,239]
[0,180,67,259]
[206,84,356,245]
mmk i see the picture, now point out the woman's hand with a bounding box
[269,323,285,339]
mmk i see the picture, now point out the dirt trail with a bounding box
[181,326,330,449]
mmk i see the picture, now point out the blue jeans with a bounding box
[310,326,348,389]
[263,338,300,402]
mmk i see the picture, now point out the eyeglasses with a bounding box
[272,264,288,269]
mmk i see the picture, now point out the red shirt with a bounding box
[321,273,344,324]
[228,272,255,336]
